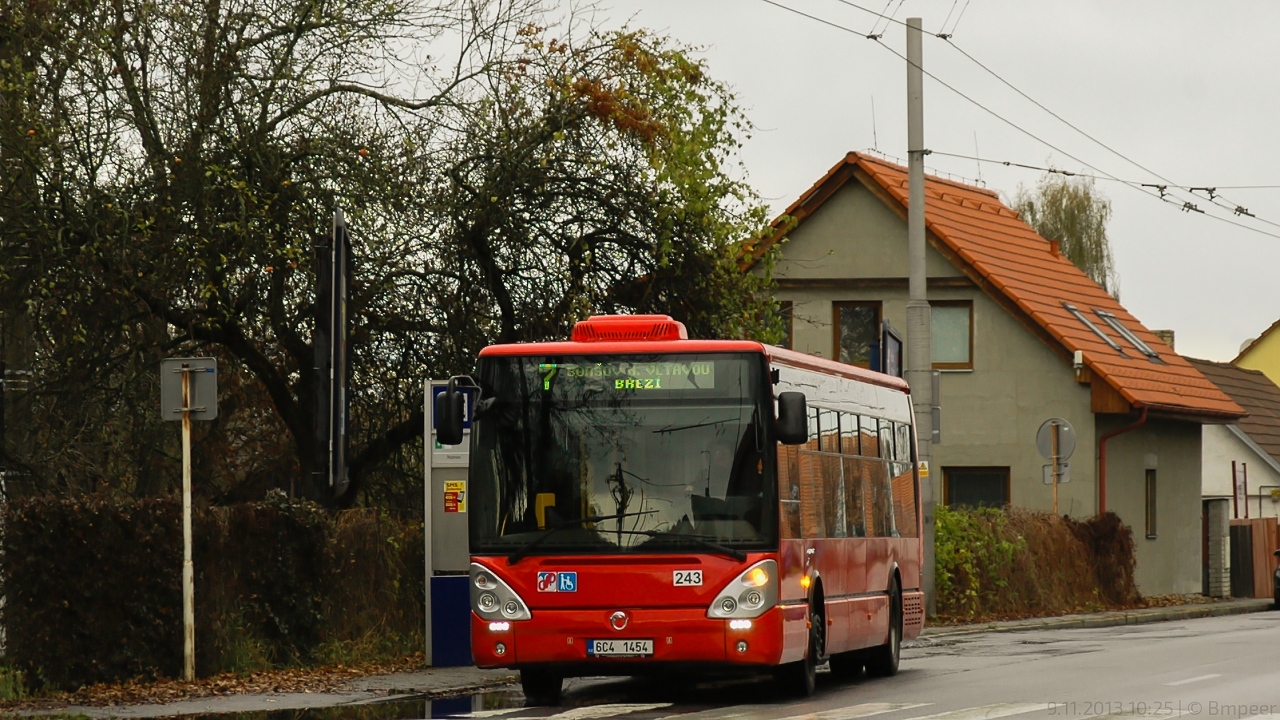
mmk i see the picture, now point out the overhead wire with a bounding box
[936,38,1276,229]
[945,0,972,37]
[928,151,1280,240]
[758,0,1280,240]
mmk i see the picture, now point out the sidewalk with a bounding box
[7,598,1274,718]
[919,596,1274,638]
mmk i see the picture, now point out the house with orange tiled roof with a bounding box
[750,152,1244,596]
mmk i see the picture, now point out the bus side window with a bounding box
[878,418,894,461]
[798,449,823,537]
[891,460,918,537]
[859,415,878,458]
[842,454,866,537]
[817,454,843,538]
[894,423,913,464]
[777,444,802,538]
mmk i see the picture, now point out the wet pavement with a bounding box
[4,598,1272,719]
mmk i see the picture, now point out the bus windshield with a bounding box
[468,353,777,557]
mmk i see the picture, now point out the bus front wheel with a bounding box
[520,668,563,706]
[866,576,902,677]
[777,605,822,696]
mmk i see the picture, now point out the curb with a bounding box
[918,599,1275,639]
[367,675,520,700]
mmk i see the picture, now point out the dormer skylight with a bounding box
[1094,310,1163,362]
[1063,302,1126,355]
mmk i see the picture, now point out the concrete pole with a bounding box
[904,17,936,616]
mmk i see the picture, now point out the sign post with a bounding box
[161,358,217,681]
[1037,418,1076,515]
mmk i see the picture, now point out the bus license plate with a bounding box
[587,639,653,657]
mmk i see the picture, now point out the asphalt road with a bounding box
[433,611,1280,719]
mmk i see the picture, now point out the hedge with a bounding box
[0,495,423,691]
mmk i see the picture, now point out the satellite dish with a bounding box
[1239,337,1257,354]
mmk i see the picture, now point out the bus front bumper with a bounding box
[472,605,786,669]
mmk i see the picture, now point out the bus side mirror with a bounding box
[776,392,808,445]
[435,381,466,446]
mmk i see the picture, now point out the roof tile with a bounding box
[760,153,1243,420]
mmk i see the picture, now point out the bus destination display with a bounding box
[539,361,715,392]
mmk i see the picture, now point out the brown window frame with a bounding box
[832,301,882,369]
[931,299,974,370]
[942,466,1010,509]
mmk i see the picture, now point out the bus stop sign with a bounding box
[160,358,218,421]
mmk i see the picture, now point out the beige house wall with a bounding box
[777,182,1097,517]
[1201,424,1280,520]
[1101,418,1204,596]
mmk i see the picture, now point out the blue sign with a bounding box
[431,385,477,430]
[535,571,578,592]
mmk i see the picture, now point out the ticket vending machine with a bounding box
[424,380,474,667]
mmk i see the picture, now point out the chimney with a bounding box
[1153,329,1175,350]
[1048,238,1061,257]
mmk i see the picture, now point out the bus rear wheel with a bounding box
[866,577,901,677]
[520,668,563,706]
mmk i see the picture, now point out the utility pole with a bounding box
[905,17,936,616]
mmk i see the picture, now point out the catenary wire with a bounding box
[938,38,1276,229]
[928,151,1280,240]
[802,0,1276,223]
[758,0,1280,240]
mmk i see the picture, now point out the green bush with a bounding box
[0,497,423,691]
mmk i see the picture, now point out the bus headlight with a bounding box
[707,559,778,619]
[470,563,532,621]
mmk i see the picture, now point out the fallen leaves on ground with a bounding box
[0,653,426,712]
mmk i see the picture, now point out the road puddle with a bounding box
[178,688,527,720]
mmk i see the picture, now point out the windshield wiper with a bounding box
[627,530,748,562]
[507,510,657,564]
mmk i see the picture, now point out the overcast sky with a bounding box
[591,0,1280,361]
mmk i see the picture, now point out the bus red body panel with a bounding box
[458,315,925,680]
[473,606,788,668]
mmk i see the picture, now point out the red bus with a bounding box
[435,314,925,704]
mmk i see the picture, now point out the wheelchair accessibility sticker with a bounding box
[537,571,578,592]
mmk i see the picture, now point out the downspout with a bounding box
[1097,405,1148,515]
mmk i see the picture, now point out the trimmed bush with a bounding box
[0,496,423,691]
[935,506,1139,621]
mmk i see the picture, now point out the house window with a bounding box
[778,300,794,349]
[1064,302,1126,355]
[1145,469,1157,539]
[1095,310,1163,363]
[943,467,1009,509]
[834,301,881,368]
[931,301,973,369]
